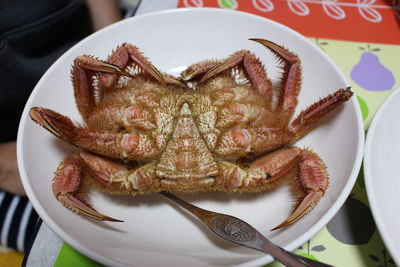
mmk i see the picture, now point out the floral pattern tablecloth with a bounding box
[52,0,400,266]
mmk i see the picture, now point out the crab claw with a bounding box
[52,154,123,222]
[272,150,328,230]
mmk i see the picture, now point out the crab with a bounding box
[29,39,352,229]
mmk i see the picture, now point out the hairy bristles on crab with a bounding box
[30,39,353,229]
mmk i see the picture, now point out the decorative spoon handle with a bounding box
[161,192,333,267]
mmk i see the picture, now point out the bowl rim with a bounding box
[17,7,365,266]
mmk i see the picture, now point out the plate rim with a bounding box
[364,87,400,266]
[17,7,365,266]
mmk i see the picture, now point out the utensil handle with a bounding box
[289,253,334,267]
[208,214,327,267]
[225,230,305,267]
[161,193,331,267]
[258,241,306,267]
[257,236,333,267]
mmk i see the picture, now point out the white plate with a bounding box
[17,8,364,267]
[364,87,400,266]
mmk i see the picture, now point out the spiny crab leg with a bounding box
[270,149,328,230]
[79,152,158,193]
[180,60,221,81]
[199,50,273,108]
[105,43,184,87]
[250,38,301,122]
[289,87,353,140]
[213,87,352,157]
[72,46,168,120]
[214,127,293,157]
[29,107,159,161]
[72,55,133,120]
[193,38,302,113]
[53,154,122,221]
[108,44,166,85]
[118,44,185,86]
[53,152,158,221]
[74,55,134,77]
[217,147,328,230]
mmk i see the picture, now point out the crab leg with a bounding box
[250,38,302,123]
[188,50,273,108]
[73,44,185,121]
[180,60,218,81]
[71,55,134,120]
[53,152,158,221]
[29,107,159,161]
[105,44,166,84]
[52,154,122,221]
[216,147,328,230]
[101,43,184,88]
[72,47,165,119]
[214,87,353,156]
[79,152,158,194]
[214,126,295,157]
[248,148,328,230]
[190,38,302,112]
[289,87,353,140]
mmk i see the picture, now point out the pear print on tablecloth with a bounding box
[351,45,395,91]
[296,240,326,262]
[369,249,396,267]
[327,194,375,245]
[356,95,369,121]
[315,38,329,52]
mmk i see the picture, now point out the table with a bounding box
[24,0,400,266]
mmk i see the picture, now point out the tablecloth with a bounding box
[25,0,400,266]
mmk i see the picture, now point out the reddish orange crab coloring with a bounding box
[30,39,352,229]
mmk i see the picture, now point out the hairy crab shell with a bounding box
[30,39,353,229]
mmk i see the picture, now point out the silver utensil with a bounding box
[161,192,333,267]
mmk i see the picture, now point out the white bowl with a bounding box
[364,86,400,266]
[17,8,364,267]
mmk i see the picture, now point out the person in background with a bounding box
[0,0,122,252]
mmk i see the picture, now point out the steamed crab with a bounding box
[30,39,352,229]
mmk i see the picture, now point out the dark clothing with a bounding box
[0,0,91,142]
[0,0,91,252]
